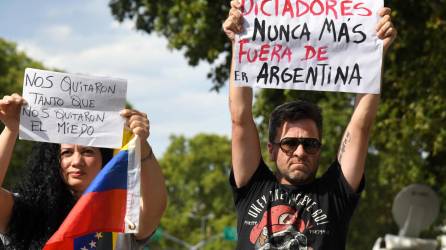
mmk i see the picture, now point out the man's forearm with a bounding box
[337,93,380,191]
[229,44,262,188]
[229,47,254,124]
[351,93,380,132]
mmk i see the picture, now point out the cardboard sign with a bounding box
[20,68,127,148]
[234,0,383,94]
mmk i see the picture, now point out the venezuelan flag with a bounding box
[72,232,120,250]
[43,137,141,250]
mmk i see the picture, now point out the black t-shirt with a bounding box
[230,159,364,250]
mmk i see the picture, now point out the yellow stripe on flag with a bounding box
[112,232,118,249]
[114,129,134,154]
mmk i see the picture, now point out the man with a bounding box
[223,1,396,249]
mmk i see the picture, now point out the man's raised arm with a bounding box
[338,7,397,191]
[224,0,261,188]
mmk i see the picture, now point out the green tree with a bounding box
[0,38,45,95]
[0,38,46,188]
[151,134,236,249]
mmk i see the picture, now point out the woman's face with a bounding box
[59,144,103,197]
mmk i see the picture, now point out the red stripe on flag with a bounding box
[44,189,127,248]
[43,238,74,250]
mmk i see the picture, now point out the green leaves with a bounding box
[0,39,44,95]
[154,134,236,249]
[0,38,47,189]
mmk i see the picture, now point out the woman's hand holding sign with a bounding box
[0,94,26,134]
[120,109,150,141]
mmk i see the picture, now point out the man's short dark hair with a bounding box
[268,100,323,143]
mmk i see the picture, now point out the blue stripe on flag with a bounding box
[84,150,128,193]
[73,233,96,250]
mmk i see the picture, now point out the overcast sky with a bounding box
[0,0,231,157]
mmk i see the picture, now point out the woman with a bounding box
[0,93,168,249]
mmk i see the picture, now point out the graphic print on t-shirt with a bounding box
[245,188,330,250]
[250,205,308,249]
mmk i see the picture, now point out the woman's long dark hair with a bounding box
[5,143,113,249]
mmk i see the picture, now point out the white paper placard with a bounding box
[20,68,127,148]
[234,0,383,94]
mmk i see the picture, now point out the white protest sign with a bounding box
[234,0,383,94]
[20,68,127,148]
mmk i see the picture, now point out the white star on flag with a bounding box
[95,232,103,239]
[89,240,97,248]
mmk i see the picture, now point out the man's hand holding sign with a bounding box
[224,0,396,249]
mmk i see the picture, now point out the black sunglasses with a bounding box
[273,137,322,155]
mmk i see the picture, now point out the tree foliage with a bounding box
[109,0,232,91]
[150,134,236,249]
[110,0,446,248]
[0,38,45,188]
